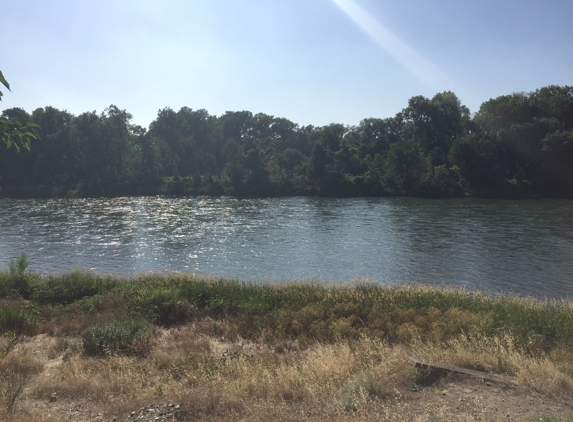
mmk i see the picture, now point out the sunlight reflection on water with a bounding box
[1,196,573,298]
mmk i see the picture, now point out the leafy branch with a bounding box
[0,70,39,151]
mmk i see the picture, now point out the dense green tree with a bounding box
[30,107,78,185]
[2,85,573,198]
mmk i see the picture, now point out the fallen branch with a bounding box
[408,357,517,385]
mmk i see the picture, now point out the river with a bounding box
[1,196,572,298]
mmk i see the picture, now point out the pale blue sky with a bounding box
[2,0,572,128]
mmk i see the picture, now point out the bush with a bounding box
[31,271,119,306]
[124,280,194,326]
[81,319,153,357]
[6,253,31,299]
[0,302,37,335]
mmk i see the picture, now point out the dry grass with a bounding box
[0,351,43,415]
[2,276,573,420]
[0,317,569,421]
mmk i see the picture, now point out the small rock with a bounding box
[441,390,448,395]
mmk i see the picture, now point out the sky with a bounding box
[2,0,572,129]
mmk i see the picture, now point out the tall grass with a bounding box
[2,267,573,354]
[0,353,43,413]
[30,271,119,306]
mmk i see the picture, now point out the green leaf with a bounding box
[0,70,11,92]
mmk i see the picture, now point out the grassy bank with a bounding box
[1,259,573,420]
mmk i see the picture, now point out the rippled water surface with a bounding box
[1,196,573,298]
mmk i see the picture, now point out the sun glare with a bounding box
[330,0,453,91]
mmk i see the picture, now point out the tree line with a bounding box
[1,85,572,198]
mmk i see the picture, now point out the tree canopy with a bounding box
[1,85,572,199]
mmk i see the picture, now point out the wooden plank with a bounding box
[408,357,517,385]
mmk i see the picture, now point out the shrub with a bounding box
[0,302,37,335]
[31,271,119,306]
[6,253,31,299]
[336,376,388,412]
[81,319,153,357]
[0,253,37,299]
[124,282,193,326]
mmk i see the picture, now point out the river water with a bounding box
[1,196,573,298]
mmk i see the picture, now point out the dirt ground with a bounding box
[388,375,572,422]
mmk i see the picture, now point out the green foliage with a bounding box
[335,376,387,412]
[3,269,573,356]
[0,71,39,151]
[123,279,193,326]
[7,253,31,299]
[0,119,39,152]
[0,71,10,100]
[0,84,571,198]
[114,276,573,349]
[81,319,153,357]
[31,271,119,306]
[8,253,28,277]
[0,303,37,335]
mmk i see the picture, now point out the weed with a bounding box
[0,332,17,363]
[155,384,163,398]
[336,376,388,412]
[0,353,42,413]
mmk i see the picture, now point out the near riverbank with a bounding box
[1,262,573,420]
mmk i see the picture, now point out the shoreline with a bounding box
[3,184,572,200]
